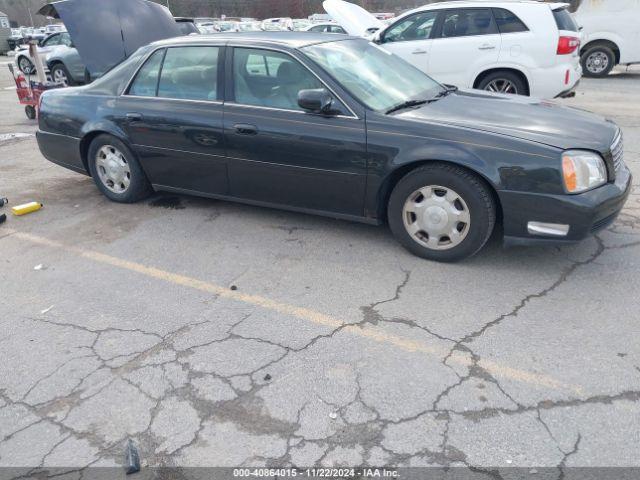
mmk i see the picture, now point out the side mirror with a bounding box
[298,88,336,115]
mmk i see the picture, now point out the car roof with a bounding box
[152,31,355,49]
[408,0,565,11]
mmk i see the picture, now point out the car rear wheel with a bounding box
[388,164,496,262]
[477,71,527,96]
[51,64,74,87]
[581,45,615,78]
[18,56,34,75]
[88,135,152,203]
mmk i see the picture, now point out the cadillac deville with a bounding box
[37,33,631,261]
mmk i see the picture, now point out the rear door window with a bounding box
[128,49,165,97]
[553,8,579,32]
[492,8,529,33]
[157,47,219,101]
[440,8,498,38]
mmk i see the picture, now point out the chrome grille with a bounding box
[611,130,624,172]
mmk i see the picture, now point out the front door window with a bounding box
[232,48,323,111]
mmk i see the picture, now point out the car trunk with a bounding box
[38,0,181,78]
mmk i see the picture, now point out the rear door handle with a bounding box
[126,112,143,121]
[234,123,258,135]
[478,44,496,50]
[412,49,428,55]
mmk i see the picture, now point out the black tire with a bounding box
[18,56,34,75]
[50,63,75,86]
[477,71,528,96]
[387,164,497,262]
[25,105,36,120]
[87,134,152,203]
[581,44,615,78]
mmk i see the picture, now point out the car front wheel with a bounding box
[87,134,152,203]
[388,164,496,262]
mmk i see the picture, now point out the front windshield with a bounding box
[302,39,442,112]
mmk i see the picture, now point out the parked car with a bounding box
[303,22,347,34]
[15,31,76,76]
[237,21,262,32]
[44,24,66,34]
[292,19,313,31]
[196,22,218,34]
[261,18,294,31]
[46,38,86,86]
[194,17,218,24]
[36,32,630,262]
[574,0,640,77]
[22,27,46,41]
[216,21,241,32]
[324,0,582,98]
[174,18,200,36]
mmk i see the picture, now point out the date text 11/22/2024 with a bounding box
[232,467,399,477]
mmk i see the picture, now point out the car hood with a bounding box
[396,89,618,151]
[322,0,384,37]
[38,0,180,78]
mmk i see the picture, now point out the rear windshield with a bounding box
[553,8,578,32]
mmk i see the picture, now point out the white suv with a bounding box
[574,0,640,77]
[325,0,582,98]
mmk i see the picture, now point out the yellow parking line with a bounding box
[6,229,582,394]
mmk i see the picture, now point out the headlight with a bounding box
[561,150,607,193]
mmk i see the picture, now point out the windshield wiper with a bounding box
[385,99,429,115]
[432,85,459,100]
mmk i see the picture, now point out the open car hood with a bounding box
[38,0,180,78]
[322,0,384,37]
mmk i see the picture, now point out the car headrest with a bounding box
[443,20,456,37]
[277,61,306,84]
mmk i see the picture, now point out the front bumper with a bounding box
[501,164,632,247]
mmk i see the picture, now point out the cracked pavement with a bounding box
[1,61,640,477]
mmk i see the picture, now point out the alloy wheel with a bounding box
[485,78,518,94]
[96,145,131,194]
[402,185,471,251]
[53,68,69,86]
[19,57,34,74]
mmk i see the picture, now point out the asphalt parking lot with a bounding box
[1,56,640,477]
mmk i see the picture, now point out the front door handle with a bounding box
[125,112,143,121]
[234,123,258,135]
[412,49,428,55]
[478,44,496,50]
